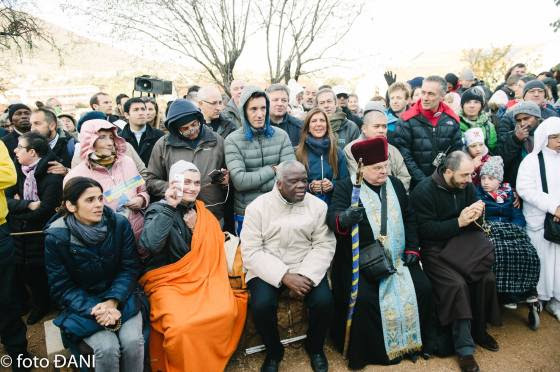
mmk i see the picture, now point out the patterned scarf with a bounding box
[488,183,511,204]
[356,176,423,360]
[89,152,116,167]
[21,159,40,201]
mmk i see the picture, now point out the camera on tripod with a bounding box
[134,75,173,96]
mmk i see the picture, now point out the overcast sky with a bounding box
[30,0,560,95]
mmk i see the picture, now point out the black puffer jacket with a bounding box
[495,105,558,186]
[393,102,463,189]
[270,113,303,147]
[6,151,64,265]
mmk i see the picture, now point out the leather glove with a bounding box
[403,252,419,266]
[338,206,365,229]
[384,70,397,86]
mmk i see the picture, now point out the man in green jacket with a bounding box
[459,87,497,152]
[224,86,295,235]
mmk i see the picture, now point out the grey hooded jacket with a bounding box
[224,86,295,215]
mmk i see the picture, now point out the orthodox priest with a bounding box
[327,137,435,370]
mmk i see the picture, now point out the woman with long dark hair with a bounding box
[44,177,145,371]
[295,107,348,205]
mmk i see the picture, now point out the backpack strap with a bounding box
[538,151,548,193]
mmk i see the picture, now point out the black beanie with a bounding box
[8,103,30,122]
[460,87,485,108]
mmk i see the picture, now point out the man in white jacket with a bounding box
[241,160,335,372]
[517,117,560,320]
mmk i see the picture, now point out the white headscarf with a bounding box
[168,160,200,181]
[531,117,560,154]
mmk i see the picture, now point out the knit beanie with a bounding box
[480,156,504,182]
[407,77,424,89]
[522,80,546,98]
[460,68,475,81]
[510,101,541,120]
[460,87,485,108]
[77,111,107,133]
[464,127,485,146]
[363,101,387,116]
[8,103,30,122]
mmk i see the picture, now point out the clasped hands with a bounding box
[282,273,313,300]
[91,299,121,327]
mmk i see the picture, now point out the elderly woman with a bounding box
[139,160,247,372]
[44,177,145,371]
[327,137,434,369]
[517,117,560,321]
[295,107,348,205]
[65,119,149,241]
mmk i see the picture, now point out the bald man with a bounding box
[222,79,245,128]
[344,102,411,190]
[198,86,237,139]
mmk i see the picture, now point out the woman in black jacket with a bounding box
[8,132,63,324]
[44,177,145,371]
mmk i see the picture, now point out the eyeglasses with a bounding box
[15,145,29,150]
[202,100,223,106]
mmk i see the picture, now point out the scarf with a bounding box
[89,152,116,167]
[305,136,330,155]
[65,213,108,247]
[418,102,444,127]
[353,175,423,359]
[487,183,511,204]
[329,110,347,133]
[22,159,40,201]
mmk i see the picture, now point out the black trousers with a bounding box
[248,276,333,359]
[0,224,28,356]
[15,262,50,312]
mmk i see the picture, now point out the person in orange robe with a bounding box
[139,160,247,372]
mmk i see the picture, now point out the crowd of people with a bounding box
[0,63,559,372]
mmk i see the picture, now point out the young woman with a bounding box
[295,107,348,205]
[139,160,247,371]
[65,119,149,241]
[44,177,145,371]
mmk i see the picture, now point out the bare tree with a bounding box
[0,0,54,55]
[256,0,363,84]
[65,0,251,95]
[552,0,560,31]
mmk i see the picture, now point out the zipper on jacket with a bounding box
[258,136,264,167]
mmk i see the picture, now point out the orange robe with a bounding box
[140,200,248,372]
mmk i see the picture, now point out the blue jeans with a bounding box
[83,311,144,372]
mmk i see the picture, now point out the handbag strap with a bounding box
[380,183,387,236]
[538,152,548,193]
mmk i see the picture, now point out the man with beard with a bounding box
[411,151,501,372]
[1,104,31,159]
[241,160,335,372]
[30,108,75,175]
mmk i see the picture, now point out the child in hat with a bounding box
[464,127,489,185]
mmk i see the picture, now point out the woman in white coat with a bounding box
[517,117,560,320]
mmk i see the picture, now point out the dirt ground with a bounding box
[1,307,559,371]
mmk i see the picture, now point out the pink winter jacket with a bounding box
[64,119,149,241]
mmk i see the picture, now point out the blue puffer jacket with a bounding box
[304,141,348,205]
[476,185,525,227]
[44,207,144,345]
